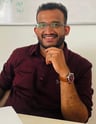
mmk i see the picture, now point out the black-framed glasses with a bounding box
[36,22,66,29]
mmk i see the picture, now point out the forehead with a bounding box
[37,9,64,23]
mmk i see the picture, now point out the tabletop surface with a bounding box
[18,114,84,124]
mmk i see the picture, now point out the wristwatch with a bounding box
[66,73,74,83]
[60,72,74,83]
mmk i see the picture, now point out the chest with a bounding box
[13,56,60,94]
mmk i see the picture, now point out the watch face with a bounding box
[67,73,74,83]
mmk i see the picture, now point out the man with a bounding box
[0,2,93,123]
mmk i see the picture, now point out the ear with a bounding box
[64,25,70,36]
[34,27,38,35]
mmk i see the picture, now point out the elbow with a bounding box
[61,107,89,123]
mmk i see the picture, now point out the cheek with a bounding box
[55,27,64,34]
[35,31,43,40]
[59,28,69,36]
[37,31,43,38]
[58,29,65,36]
[34,28,42,37]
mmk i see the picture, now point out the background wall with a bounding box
[0,25,96,124]
[0,0,96,25]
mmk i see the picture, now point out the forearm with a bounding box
[44,47,89,122]
[60,81,88,123]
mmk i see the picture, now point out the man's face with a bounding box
[34,9,70,49]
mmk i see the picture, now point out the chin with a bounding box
[40,44,55,49]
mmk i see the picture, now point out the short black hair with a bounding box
[36,2,68,24]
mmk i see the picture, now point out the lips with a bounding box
[42,34,58,38]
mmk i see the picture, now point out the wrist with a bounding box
[59,72,74,83]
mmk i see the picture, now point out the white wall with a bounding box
[0,0,96,24]
[0,25,96,124]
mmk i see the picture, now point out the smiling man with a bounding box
[0,2,93,123]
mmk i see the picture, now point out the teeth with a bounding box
[45,36,54,39]
[43,34,57,38]
[45,36,53,38]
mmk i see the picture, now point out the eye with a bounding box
[37,23,46,28]
[51,23,61,28]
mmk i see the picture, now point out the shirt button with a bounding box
[56,79,60,84]
[40,77,44,80]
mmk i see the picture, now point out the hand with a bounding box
[45,47,69,75]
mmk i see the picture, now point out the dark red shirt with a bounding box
[0,42,93,120]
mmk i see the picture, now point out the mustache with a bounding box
[42,34,58,38]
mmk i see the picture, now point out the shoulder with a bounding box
[67,49,92,72]
[64,42,92,69]
[12,44,38,55]
[6,44,38,64]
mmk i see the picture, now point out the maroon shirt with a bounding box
[0,42,93,120]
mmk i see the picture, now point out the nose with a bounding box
[44,24,54,33]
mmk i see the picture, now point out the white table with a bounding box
[18,114,84,124]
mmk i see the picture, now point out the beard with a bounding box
[37,35,65,49]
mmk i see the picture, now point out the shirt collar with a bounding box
[29,43,40,56]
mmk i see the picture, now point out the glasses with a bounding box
[36,22,66,29]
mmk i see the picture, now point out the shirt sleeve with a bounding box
[75,60,93,118]
[0,49,19,90]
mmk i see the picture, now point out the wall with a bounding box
[0,0,96,24]
[0,25,96,124]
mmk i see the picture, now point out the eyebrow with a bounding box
[37,21,63,24]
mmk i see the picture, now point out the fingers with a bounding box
[45,52,52,64]
[45,47,59,53]
[45,47,61,64]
